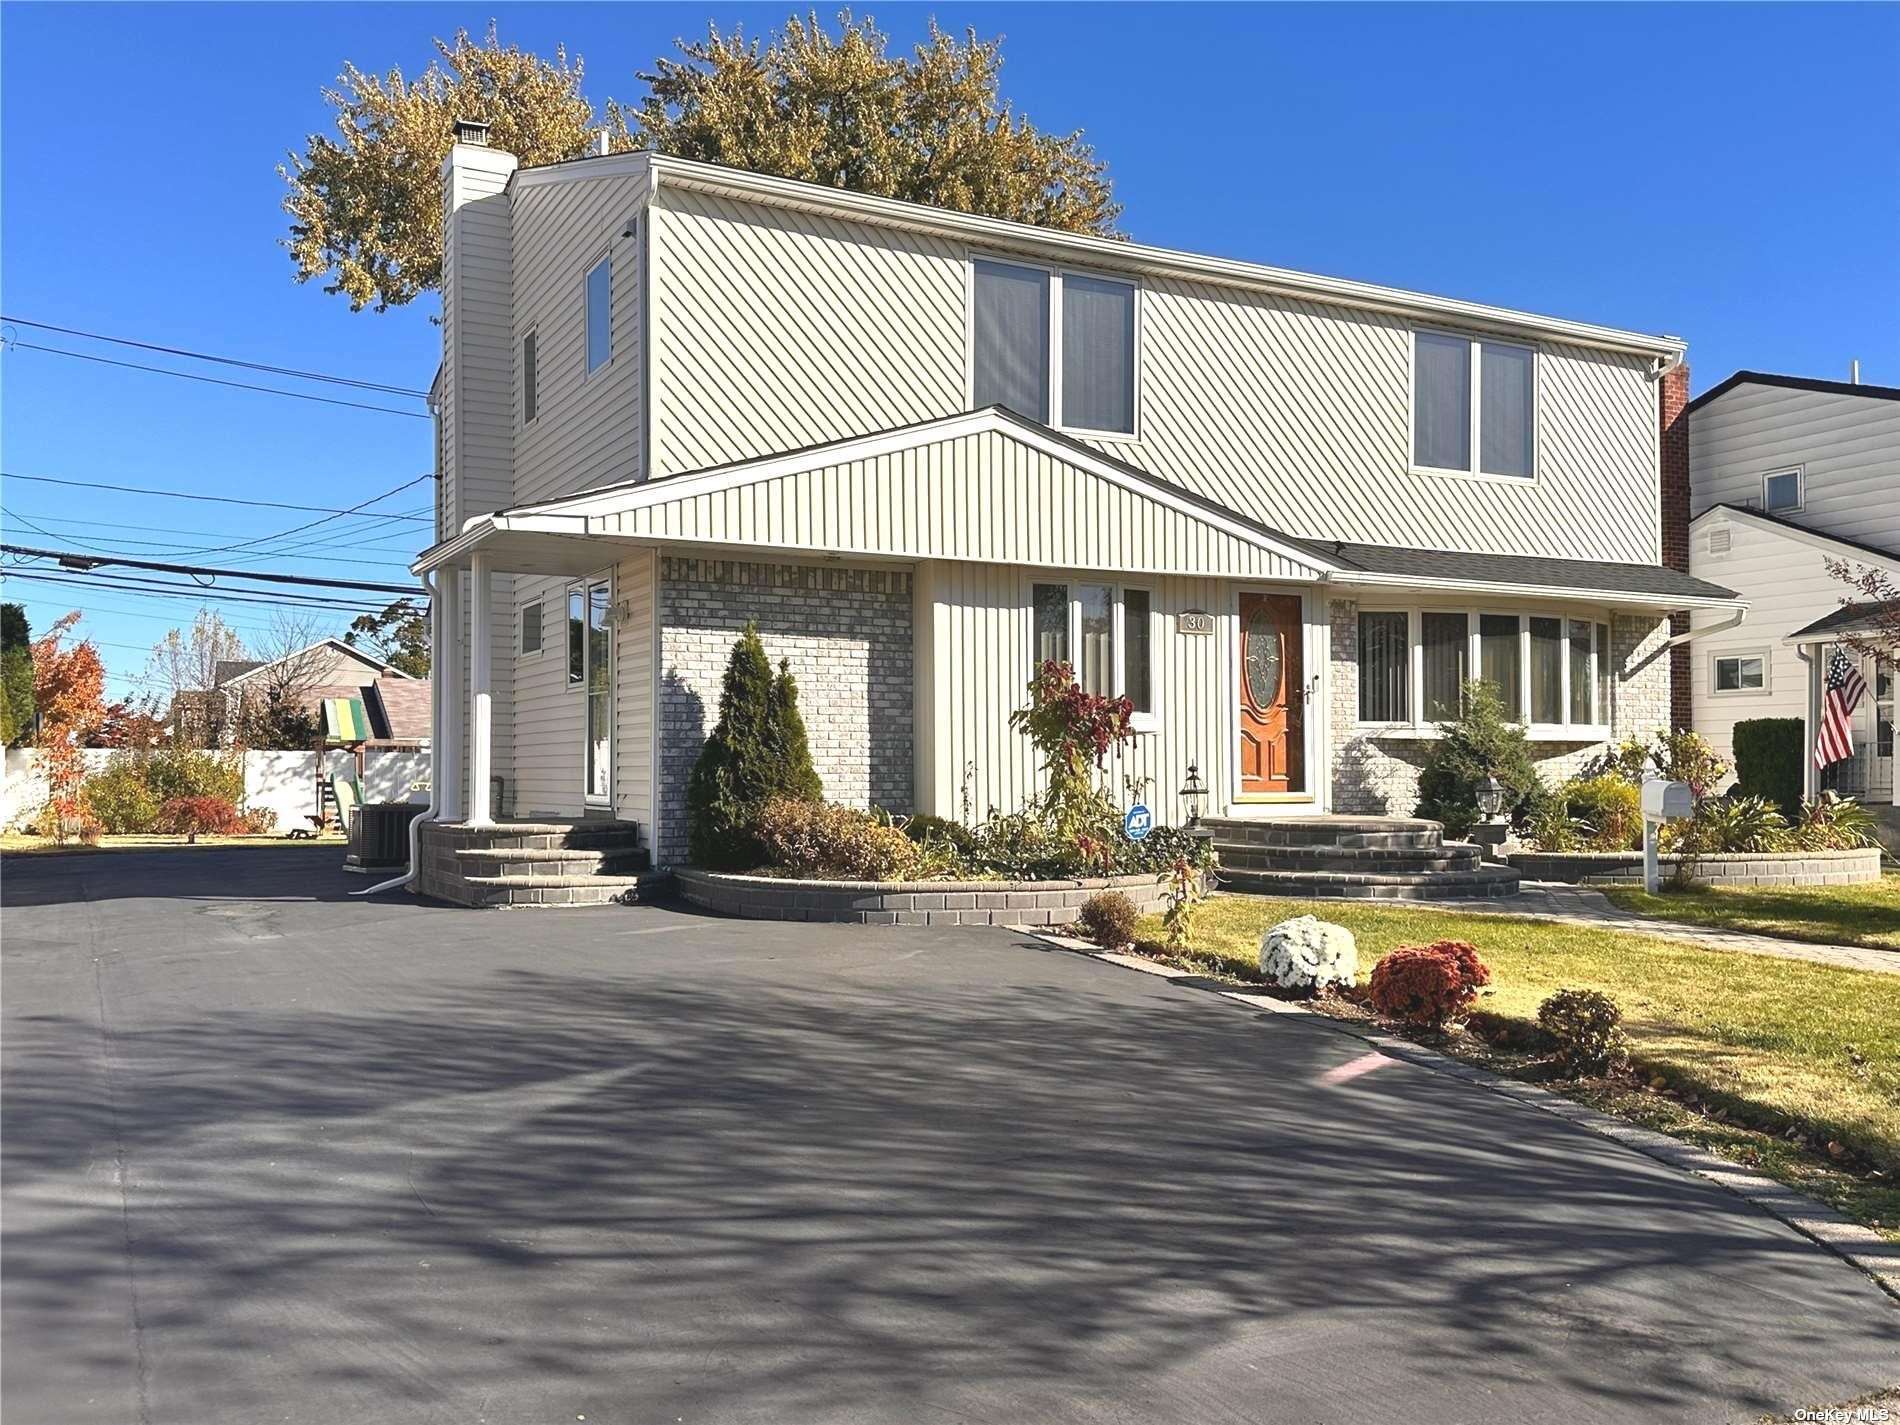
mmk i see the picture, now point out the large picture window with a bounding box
[972,259,1138,435]
[1031,581,1154,719]
[1356,605,1612,734]
[1413,330,1536,478]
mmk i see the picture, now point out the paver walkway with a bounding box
[1422,881,1899,976]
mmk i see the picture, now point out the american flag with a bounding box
[1814,648,1868,769]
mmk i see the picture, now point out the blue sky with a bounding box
[3,2,1896,698]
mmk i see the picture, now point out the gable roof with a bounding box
[1785,600,1900,644]
[1691,503,1900,566]
[511,149,1685,363]
[369,676,432,742]
[1683,370,1900,418]
[218,638,407,689]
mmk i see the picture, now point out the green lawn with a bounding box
[0,832,344,856]
[1135,894,1900,1237]
[1602,874,1900,952]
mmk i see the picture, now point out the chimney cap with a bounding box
[453,118,491,146]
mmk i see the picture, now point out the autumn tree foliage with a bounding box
[30,613,119,839]
[1823,557,1900,660]
[283,15,1118,313]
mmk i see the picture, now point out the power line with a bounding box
[1,471,436,521]
[185,475,429,558]
[0,570,394,615]
[0,317,430,398]
[0,515,417,571]
[0,544,417,595]
[2,341,432,419]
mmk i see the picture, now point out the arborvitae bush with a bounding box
[1413,680,1543,838]
[1732,718,1804,818]
[685,624,822,868]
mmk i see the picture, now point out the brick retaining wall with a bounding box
[1507,846,1882,887]
[676,869,1176,927]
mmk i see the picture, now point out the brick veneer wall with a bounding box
[1659,363,1692,731]
[1327,599,1674,817]
[656,558,913,866]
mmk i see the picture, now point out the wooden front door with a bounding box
[1238,593,1305,795]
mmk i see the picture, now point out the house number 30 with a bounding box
[1176,610,1215,635]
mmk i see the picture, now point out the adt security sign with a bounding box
[1124,803,1154,841]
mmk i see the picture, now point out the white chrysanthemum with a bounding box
[1259,915,1358,992]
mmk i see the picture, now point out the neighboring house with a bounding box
[417,122,1741,866]
[173,638,430,752]
[1685,372,1900,816]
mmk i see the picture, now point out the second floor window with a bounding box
[972,259,1138,435]
[1762,468,1803,512]
[1414,331,1535,479]
[522,329,538,424]
[585,255,611,374]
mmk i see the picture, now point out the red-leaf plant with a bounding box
[1007,659,1135,850]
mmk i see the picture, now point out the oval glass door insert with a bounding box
[1245,607,1282,707]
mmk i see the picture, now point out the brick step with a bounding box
[1214,843,1484,874]
[453,846,651,875]
[1214,865,1521,901]
[1201,817,1445,852]
[434,820,645,854]
[459,870,671,908]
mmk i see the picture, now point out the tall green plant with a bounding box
[685,624,822,869]
[1732,718,1804,817]
[0,603,34,745]
[1414,680,1542,838]
[1007,659,1134,847]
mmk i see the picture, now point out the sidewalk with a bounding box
[1422,881,1900,977]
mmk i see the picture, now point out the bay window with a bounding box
[972,258,1138,435]
[1355,605,1614,734]
[1413,330,1536,478]
[1031,581,1154,719]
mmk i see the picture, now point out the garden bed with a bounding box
[676,868,1174,927]
[1507,846,1881,887]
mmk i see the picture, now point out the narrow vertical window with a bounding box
[585,255,611,373]
[1480,342,1534,477]
[1061,274,1136,434]
[1596,623,1612,720]
[1413,332,1471,471]
[1421,611,1469,720]
[1032,583,1069,668]
[567,589,585,685]
[1568,620,1594,723]
[522,329,538,423]
[1529,617,1563,723]
[1357,612,1409,722]
[1479,614,1521,713]
[973,260,1050,421]
[520,600,543,656]
[1076,583,1114,696]
[1123,588,1152,714]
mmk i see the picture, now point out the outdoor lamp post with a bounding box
[1476,774,1506,821]
[1180,762,1209,834]
[1473,772,1507,862]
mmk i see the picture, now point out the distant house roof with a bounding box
[218,638,408,690]
[369,676,432,742]
[1691,503,1900,566]
[1785,600,1900,644]
[1325,541,1740,606]
[1683,370,1900,418]
[213,659,265,686]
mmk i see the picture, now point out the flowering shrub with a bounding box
[1075,891,1139,949]
[1368,945,1481,1028]
[1259,915,1357,993]
[1412,939,1492,991]
[752,797,921,880]
[154,795,245,842]
[1537,988,1627,1076]
[1008,659,1134,848]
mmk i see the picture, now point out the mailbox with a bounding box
[1641,779,1693,821]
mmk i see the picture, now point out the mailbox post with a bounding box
[1640,779,1694,893]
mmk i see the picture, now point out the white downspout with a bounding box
[353,570,443,897]
[1795,641,1821,803]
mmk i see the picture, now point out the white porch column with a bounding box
[467,552,494,826]
[436,569,464,821]
[1800,642,1821,802]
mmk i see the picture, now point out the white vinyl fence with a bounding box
[2,747,430,831]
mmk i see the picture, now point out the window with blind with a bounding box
[974,260,1051,422]
[1413,331,1535,478]
[1421,611,1469,720]
[1061,274,1136,434]
[1358,612,1409,722]
[972,259,1139,434]
[1355,606,1612,731]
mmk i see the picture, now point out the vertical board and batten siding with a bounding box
[916,560,1239,827]
[512,170,648,505]
[591,430,1323,581]
[648,185,1663,564]
[1688,383,1900,553]
[1689,513,1899,775]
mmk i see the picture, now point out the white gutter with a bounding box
[1328,569,1746,613]
[352,569,441,898]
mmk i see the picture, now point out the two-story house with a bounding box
[1685,371,1900,825]
[410,121,1742,892]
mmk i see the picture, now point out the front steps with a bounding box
[1204,816,1520,901]
[417,819,666,907]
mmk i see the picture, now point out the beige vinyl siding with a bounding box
[612,548,656,830]
[448,570,516,816]
[440,161,515,531]
[1689,383,1900,553]
[513,170,649,504]
[916,561,1243,826]
[648,186,1663,565]
[509,574,579,816]
[586,428,1323,581]
[1689,512,1900,776]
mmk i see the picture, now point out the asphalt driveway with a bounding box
[3,846,1895,1424]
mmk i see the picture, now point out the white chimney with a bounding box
[1851,359,1861,385]
[439,121,518,534]
[593,128,611,157]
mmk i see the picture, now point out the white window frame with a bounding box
[1027,576,1159,732]
[967,254,1143,441]
[520,325,540,426]
[1710,649,1770,696]
[1354,601,1613,739]
[1408,328,1540,483]
[1761,466,1804,514]
[583,251,613,379]
[519,595,545,658]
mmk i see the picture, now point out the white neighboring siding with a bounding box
[613,547,655,832]
[592,428,1323,581]
[1689,512,1900,772]
[648,186,1663,564]
[916,561,1241,826]
[1689,382,1900,553]
[512,170,648,505]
